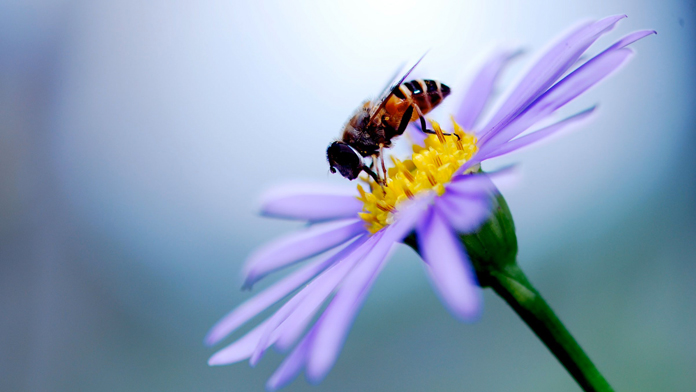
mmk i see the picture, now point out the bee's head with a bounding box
[327,141,363,180]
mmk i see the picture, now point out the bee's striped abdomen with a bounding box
[393,79,451,114]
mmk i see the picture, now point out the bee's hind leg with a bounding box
[414,104,460,140]
[414,105,430,134]
[378,144,388,183]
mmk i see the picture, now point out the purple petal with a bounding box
[272,235,380,352]
[243,218,366,289]
[447,172,498,195]
[249,286,314,366]
[453,159,481,177]
[481,106,596,160]
[387,194,436,242]
[436,193,492,234]
[209,238,374,367]
[304,231,392,383]
[274,199,431,352]
[208,319,275,366]
[274,311,314,352]
[264,233,387,390]
[478,47,634,156]
[249,235,377,365]
[305,197,430,382]
[406,122,427,147]
[478,15,625,144]
[205,236,368,346]
[477,28,654,155]
[456,50,522,130]
[265,329,314,391]
[599,29,656,54]
[416,208,481,321]
[261,184,362,222]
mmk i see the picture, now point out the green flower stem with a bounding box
[488,263,614,392]
[405,192,614,391]
[468,194,614,392]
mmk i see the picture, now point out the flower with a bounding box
[205,15,654,391]
[358,121,481,233]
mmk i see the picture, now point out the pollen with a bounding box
[356,118,479,233]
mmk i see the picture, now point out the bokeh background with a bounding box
[1,0,694,391]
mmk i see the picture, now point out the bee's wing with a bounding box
[375,62,407,103]
[368,52,428,122]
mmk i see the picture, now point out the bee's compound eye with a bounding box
[327,141,362,180]
[330,167,336,174]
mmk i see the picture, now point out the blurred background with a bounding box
[1,0,694,391]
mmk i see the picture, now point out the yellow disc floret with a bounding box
[357,118,479,233]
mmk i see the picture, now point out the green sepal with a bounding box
[403,190,615,392]
[458,192,518,287]
[403,192,519,287]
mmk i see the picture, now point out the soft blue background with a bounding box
[1,1,694,391]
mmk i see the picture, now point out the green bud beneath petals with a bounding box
[403,191,518,288]
[405,189,615,392]
[458,192,518,287]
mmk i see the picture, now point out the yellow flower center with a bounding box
[356,118,479,233]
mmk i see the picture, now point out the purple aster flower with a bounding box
[205,15,653,391]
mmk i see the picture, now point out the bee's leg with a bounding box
[378,144,388,183]
[396,106,414,136]
[370,154,383,185]
[414,104,430,133]
[414,104,460,140]
[362,165,380,184]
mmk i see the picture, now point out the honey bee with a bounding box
[327,55,451,184]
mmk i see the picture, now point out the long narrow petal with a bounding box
[249,235,378,365]
[436,193,492,234]
[304,231,394,383]
[261,184,362,221]
[243,218,366,288]
[205,236,367,346]
[478,29,653,155]
[275,200,439,354]
[274,307,314,352]
[478,15,625,144]
[406,122,427,147]
[208,319,275,365]
[479,48,634,155]
[456,50,522,130]
[266,237,386,391]
[599,29,656,54]
[417,208,481,321]
[264,233,379,391]
[265,330,314,392]
[447,172,499,195]
[305,197,430,383]
[481,106,596,160]
[248,287,314,366]
[407,50,521,144]
[271,236,379,352]
[209,239,374,367]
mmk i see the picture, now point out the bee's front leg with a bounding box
[378,144,387,183]
[367,154,387,187]
[361,165,381,185]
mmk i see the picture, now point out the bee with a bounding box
[327,55,452,184]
